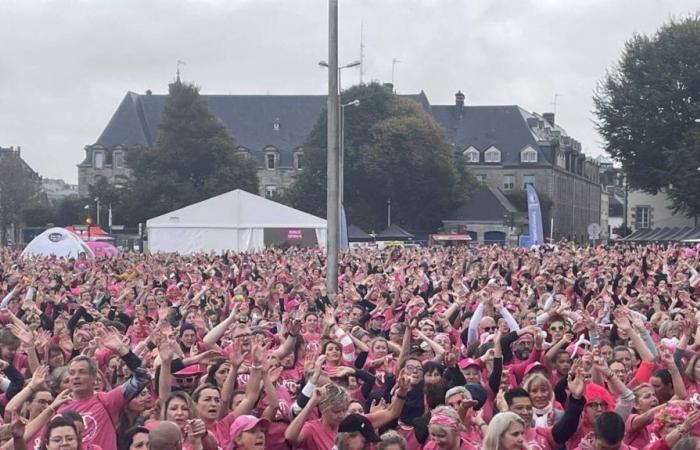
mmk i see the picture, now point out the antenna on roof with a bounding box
[176,60,186,82]
[391,58,401,91]
[551,93,562,114]
[359,22,365,84]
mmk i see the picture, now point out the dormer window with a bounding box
[484,146,501,163]
[236,147,249,159]
[113,149,125,168]
[273,118,280,130]
[266,154,276,169]
[294,152,303,170]
[93,148,105,169]
[520,146,538,163]
[463,147,480,163]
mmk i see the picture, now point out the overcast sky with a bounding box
[1,0,697,183]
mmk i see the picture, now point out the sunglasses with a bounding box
[483,326,497,332]
[586,401,607,410]
[175,376,198,384]
[549,325,566,332]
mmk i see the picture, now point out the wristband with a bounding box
[250,364,263,370]
[396,393,407,400]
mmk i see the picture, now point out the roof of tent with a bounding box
[21,227,95,259]
[146,189,326,229]
[376,224,414,240]
[348,224,372,241]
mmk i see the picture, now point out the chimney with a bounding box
[146,89,152,96]
[543,112,555,127]
[455,90,465,110]
[16,146,21,156]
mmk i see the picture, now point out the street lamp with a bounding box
[340,99,360,206]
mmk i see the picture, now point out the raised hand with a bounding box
[10,410,26,440]
[369,398,387,413]
[30,364,50,390]
[51,389,73,410]
[8,323,33,346]
[568,363,586,399]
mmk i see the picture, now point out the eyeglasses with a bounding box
[404,364,424,373]
[586,401,607,410]
[175,376,198,384]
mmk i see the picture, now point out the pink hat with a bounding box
[284,299,300,311]
[458,358,481,370]
[524,362,546,376]
[229,415,270,441]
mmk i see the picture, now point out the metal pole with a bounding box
[96,198,100,226]
[340,105,345,208]
[326,0,340,297]
[387,198,391,228]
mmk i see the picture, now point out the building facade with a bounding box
[627,189,696,232]
[79,89,601,239]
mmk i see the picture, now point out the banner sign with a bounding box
[526,184,544,245]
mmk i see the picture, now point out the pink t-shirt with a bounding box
[523,426,557,450]
[296,419,337,450]
[625,414,652,450]
[396,422,423,450]
[208,411,237,449]
[57,387,126,450]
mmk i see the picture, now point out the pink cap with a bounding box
[285,299,300,311]
[458,358,481,370]
[524,361,546,376]
[229,415,270,441]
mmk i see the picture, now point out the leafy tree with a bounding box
[594,16,700,216]
[285,82,477,232]
[56,197,89,227]
[0,153,43,244]
[126,80,259,224]
[22,203,57,228]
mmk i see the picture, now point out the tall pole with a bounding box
[387,198,391,228]
[326,0,340,297]
[95,198,101,226]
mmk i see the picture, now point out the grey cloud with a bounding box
[0,0,697,182]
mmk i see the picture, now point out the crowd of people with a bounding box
[0,242,698,450]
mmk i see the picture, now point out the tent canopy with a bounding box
[376,224,414,241]
[348,224,373,242]
[146,189,327,253]
[21,227,95,259]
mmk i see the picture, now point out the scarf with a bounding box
[532,402,554,428]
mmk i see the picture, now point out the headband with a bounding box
[429,412,460,430]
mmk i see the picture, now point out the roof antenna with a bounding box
[176,60,186,82]
[391,58,401,90]
[359,22,365,84]
[551,93,562,114]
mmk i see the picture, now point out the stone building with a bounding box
[79,88,601,240]
[433,92,601,242]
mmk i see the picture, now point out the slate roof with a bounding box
[429,105,550,166]
[84,90,558,170]
[445,186,519,222]
[90,92,328,168]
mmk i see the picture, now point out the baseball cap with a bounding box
[338,414,381,443]
[458,358,481,370]
[229,415,270,441]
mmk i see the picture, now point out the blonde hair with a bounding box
[319,383,349,411]
[481,412,526,450]
[523,373,552,395]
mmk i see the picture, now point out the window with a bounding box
[294,153,303,170]
[476,174,486,183]
[113,150,124,169]
[503,175,515,190]
[523,175,535,189]
[484,146,501,163]
[521,146,538,163]
[266,153,276,170]
[273,118,280,130]
[265,185,277,198]
[463,147,479,163]
[94,151,104,169]
[635,206,651,229]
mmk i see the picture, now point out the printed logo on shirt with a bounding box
[81,413,99,442]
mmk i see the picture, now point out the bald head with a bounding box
[149,421,182,450]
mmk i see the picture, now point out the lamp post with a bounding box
[340,99,360,209]
[325,0,340,298]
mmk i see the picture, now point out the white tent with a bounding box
[21,227,95,259]
[146,189,327,253]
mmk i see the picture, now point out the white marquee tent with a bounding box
[21,227,95,259]
[146,189,327,253]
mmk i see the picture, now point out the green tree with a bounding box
[126,80,259,224]
[594,16,700,216]
[285,82,476,232]
[56,197,89,227]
